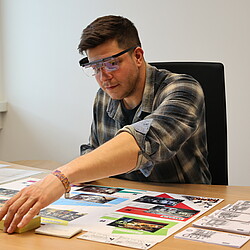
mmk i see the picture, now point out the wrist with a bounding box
[51,169,71,198]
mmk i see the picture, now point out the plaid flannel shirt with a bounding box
[81,64,211,184]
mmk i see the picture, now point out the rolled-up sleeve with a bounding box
[117,75,205,177]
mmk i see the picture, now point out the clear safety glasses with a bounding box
[79,46,137,77]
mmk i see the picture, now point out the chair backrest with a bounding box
[150,62,228,185]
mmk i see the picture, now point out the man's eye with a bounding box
[109,60,116,66]
[105,60,118,69]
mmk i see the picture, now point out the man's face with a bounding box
[86,39,144,108]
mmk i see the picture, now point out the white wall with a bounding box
[0,19,3,101]
[0,0,249,186]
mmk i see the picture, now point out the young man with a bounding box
[0,15,211,233]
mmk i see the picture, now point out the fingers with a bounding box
[5,197,40,233]
[1,183,43,233]
[0,192,22,221]
[1,174,65,233]
[17,203,41,228]
[0,192,25,233]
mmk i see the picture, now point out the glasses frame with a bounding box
[79,46,138,68]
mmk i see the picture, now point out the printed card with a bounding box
[210,209,250,223]
[117,205,199,221]
[39,208,87,225]
[35,224,82,238]
[78,231,157,250]
[222,201,250,214]
[193,216,250,235]
[174,227,250,248]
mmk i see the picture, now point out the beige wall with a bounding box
[0,0,249,185]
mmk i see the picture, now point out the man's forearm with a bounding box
[58,132,140,184]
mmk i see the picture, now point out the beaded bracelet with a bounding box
[52,169,71,199]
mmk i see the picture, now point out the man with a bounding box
[0,15,211,233]
[78,15,211,183]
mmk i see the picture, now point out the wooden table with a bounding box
[0,161,250,250]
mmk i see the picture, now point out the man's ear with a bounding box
[134,47,144,66]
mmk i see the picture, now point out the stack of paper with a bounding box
[209,209,250,223]
[0,178,225,249]
[0,167,43,184]
[35,224,82,238]
[193,215,250,235]
[175,200,250,247]
[175,227,250,248]
[222,201,250,214]
[0,216,41,233]
[192,200,250,236]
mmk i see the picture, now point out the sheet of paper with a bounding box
[0,164,11,168]
[0,180,224,249]
[74,190,223,246]
[222,201,250,214]
[193,200,250,236]
[0,168,43,184]
[39,207,87,225]
[35,224,82,238]
[78,231,157,250]
[174,227,250,248]
[193,215,250,235]
[210,209,250,223]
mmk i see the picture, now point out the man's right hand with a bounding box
[0,174,65,233]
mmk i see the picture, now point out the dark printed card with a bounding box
[76,185,123,195]
[0,188,19,197]
[108,217,168,233]
[134,195,184,206]
[69,193,117,204]
[182,195,220,208]
[40,208,86,221]
[146,206,200,219]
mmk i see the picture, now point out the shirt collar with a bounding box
[140,63,156,114]
[107,63,156,120]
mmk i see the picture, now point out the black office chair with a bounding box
[150,62,228,185]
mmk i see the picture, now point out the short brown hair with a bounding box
[78,15,141,55]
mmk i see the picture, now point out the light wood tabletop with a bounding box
[0,161,250,250]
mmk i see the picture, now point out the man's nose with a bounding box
[99,67,113,81]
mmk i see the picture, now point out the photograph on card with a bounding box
[134,195,184,206]
[182,195,221,208]
[69,193,117,204]
[40,208,86,224]
[108,217,168,233]
[117,205,199,221]
[76,185,124,195]
[52,192,127,207]
[100,213,178,236]
[0,188,19,198]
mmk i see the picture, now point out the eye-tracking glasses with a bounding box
[79,46,137,77]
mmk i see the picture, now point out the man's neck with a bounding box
[123,62,146,110]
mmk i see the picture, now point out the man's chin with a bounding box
[104,90,123,100]
[108,95,123,100]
